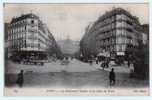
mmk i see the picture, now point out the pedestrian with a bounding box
[16,70,24,87]
[109,68,116,86]
[89,59,93,65]
[129,63,134,78]
[101,62,105,70]
[96,57,98,64]
[128,60,130,67]
[105,60,109,68]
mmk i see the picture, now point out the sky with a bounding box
[4,3,149,41]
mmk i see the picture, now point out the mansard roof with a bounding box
[96,7,140,25]
[11,13,39,23]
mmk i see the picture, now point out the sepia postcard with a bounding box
[4,3,149,96]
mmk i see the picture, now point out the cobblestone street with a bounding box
[5,59,149,88]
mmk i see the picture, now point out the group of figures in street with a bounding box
[15,56,134,88]
[15,54,135,88]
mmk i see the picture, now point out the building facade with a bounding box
[4,23,9,59]
[80,8,145,59]
[7,13,60,60]
[141,24,149,44]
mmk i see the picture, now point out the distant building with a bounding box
[7,13,60,60]
[80,8,145,59]
[57,36,80,55]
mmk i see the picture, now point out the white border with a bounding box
[0,0,151,99]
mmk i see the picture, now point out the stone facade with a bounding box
[80,8,146,59]
[7,13,60,60]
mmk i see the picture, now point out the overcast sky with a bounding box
[4,4,149,41]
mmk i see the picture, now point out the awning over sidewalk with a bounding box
[98,52,110,57]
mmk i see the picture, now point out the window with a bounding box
[116,37,124,44]
[116,14,122,20]
[25,26,26,30]
[127,28,133,32]
[126,20,133,25]
[116,21,123,28]
[31,20,34,24]
[112,23,115,29]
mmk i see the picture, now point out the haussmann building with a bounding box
[7,13,61,62]
[80,8,146,60]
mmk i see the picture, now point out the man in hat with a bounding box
[16,70,24,87]
[109,68,116,86]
